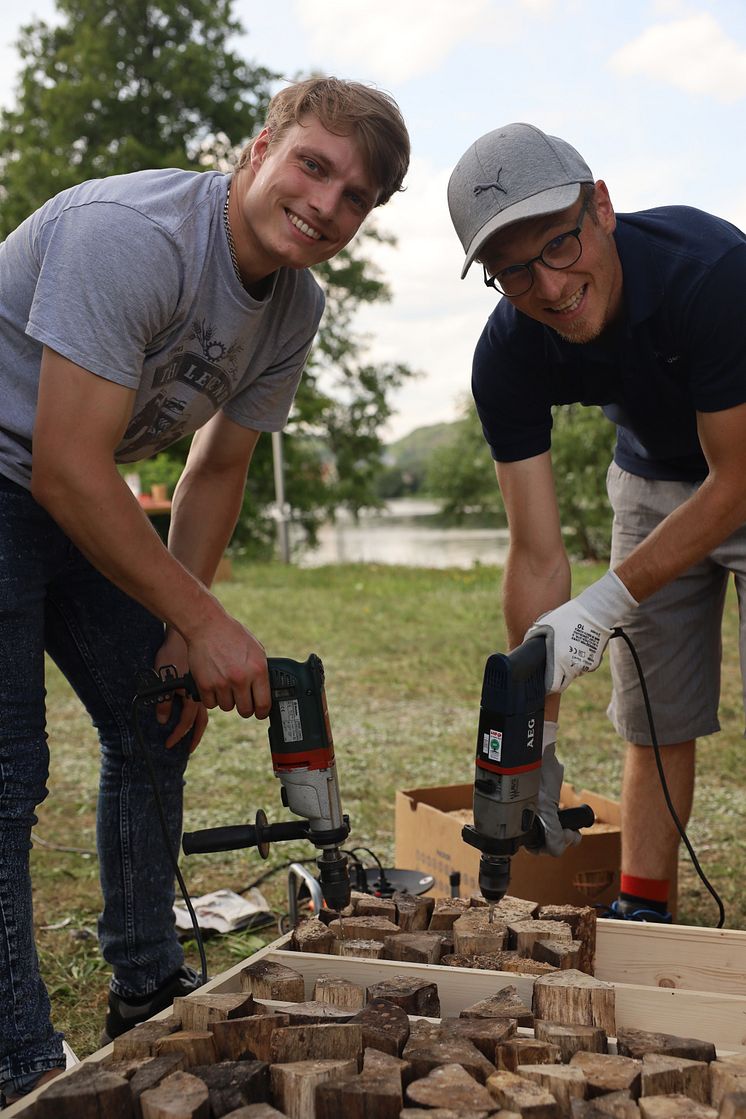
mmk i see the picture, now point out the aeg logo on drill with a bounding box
[526,717,536,749]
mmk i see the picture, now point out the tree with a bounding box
[0,0,274,236]
[551,403,616,561]
[426,398,616,559]
[0,0,416,555]
[425,394,505,518]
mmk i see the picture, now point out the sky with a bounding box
[1,0,745,440]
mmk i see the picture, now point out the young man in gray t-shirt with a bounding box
[0,76,409,1103]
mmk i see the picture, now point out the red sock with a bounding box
[620,874,669,904]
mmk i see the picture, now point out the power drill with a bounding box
[139,654,351,911]
[461,636,595,903]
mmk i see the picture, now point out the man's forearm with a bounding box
[168,461,246,587]
[502,545,571,649]
[616,474,746,603]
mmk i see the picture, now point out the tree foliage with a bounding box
[0,0,274,237]
[0,0,416,555]
[425,397,616,559]
[424,394,504,518]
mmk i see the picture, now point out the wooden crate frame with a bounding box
[6,919,746,1115]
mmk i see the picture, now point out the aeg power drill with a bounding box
[461,636,595,903]
[174,654,351,910]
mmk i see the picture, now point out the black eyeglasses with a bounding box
[482,196,590,298]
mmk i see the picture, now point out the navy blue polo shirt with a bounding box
[472,206,746,481]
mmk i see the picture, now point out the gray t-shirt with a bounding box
[0,167,325,486]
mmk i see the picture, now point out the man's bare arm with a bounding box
[31,347,269,716]
[615,401,746,601]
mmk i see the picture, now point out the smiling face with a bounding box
[231,114,377,286]
[480,182,624,344]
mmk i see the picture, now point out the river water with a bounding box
[294,499,509,569]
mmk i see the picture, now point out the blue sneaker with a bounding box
[602,898,672,923]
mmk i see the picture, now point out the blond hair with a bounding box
[238,77,409,207]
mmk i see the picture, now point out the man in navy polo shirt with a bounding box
[447,123,746,922]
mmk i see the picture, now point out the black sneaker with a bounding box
[101,964,205,1045]
[600,898,672,923]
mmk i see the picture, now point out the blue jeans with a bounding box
[0,476,191,1095]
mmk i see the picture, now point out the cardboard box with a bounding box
[395,781,622,908]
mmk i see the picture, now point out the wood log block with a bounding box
[436,1015,517,1062]
[361,1046,412,1084]
[538,905,597,976]
[720,1094,746,1119]
[405,1062,496,1111]
[140,1070,210,1118]
[569,1053,642,1099]
[153,1031,218,1067]
[534,970,615,1036]
[282,1001,356,1025]
[640,1053,709,1103]
[328,916,401,943]
[460,984,534,1027]
[312,973,366,1010]
[400,1111,497,1119]
[637,1097,716,1117]
[270,1058,357,1119]
[112,1021,180,1060]
[570,1096,640,1118]
[534,1021,608,1062]
[496,1037,562,1072]
[174,993,256,1032]
[615,1028,716,1063]
[429,898,471,930]
[533,939,582,970]
[331,938,385,959]
[441,952,506,970]
[382,931,445,964]
[402,1035,496,1084]
[353,895,397,922]
[216,1106,290,1118]
[392,891,434,932]
[315,1075,401,1119]
[452,911,509,956]
[517,1062,587,1117]
[709,1058,746,1109]
[240,961,305,1002]
[509,919,573,955]
[122,1054,189,1115]
[269,1023,363,1065]
[350,997,410,1057]
[486,1068,562,1116]
[190,1060,270,1115]
[498,952,560,976]
[210,1013,291,1062]
[487,895,540,920]
[366,974,440,1016]
[34,1063,134,1118]
[289,919,335,955]
[314,1050,410,1119]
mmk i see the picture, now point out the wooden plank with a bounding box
[595,922,746,995]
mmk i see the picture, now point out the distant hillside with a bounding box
[378,421,457,496]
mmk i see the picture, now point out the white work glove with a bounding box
[526,570,638,694]
[526,721,582,858]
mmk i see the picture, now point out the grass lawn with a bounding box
[33,560,746,1057]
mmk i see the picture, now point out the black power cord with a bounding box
[131,690,209,984]
[612,627,726,928]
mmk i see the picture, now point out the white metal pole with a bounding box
[271,430,290,563]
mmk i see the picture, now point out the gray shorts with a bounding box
[606,461,746,744]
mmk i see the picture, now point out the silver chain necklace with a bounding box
[223,181,243,285]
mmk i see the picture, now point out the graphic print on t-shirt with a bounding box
[120,318,245,457]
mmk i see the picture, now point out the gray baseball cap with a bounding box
[448,123,594,278]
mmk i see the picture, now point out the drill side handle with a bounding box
[557,804,596,832]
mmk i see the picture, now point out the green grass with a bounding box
[33,560,746,1057]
